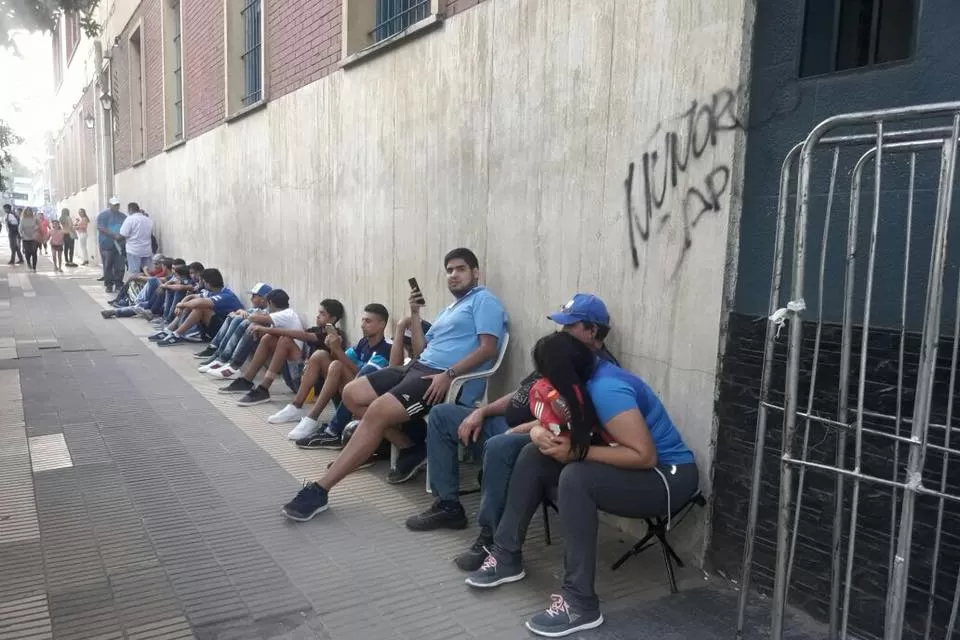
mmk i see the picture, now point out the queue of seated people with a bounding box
[97,247,700,639]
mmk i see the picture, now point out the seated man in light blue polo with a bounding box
[405,293,619,571]
[281,247,508,522]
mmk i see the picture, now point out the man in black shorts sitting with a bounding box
[281,248,508,522]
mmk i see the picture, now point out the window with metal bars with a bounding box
[799,0,916,77]
[372,0,431,43]
[240,0,263,106]
[171,0,183,140]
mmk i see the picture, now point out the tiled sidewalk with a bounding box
[0,260,821,640]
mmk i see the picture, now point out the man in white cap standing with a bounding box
[96,196,127,293]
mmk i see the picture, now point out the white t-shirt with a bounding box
[270,308,303,330]
[270,308,306,350]
[118,213,155,257]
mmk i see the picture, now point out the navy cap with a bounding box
[249,282,272,297]
[548,293,610,326]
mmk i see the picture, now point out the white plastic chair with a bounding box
[388,332,511,479]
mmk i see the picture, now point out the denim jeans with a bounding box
[101,247,124,287]
[424,403,524,527]
[227,331,257,367]
[476,431,530,532]
[325,363,381,436]
[212,316,246,352]
[163,290,186,322]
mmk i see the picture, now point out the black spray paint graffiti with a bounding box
[624,88,742,276]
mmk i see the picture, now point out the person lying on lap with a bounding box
[405,293,619,572]
[464,332,698,638]
[275,303,392,440]
[281,247,507,521]
[220,297,343,406]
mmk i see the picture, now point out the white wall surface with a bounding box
[61,0,753,559]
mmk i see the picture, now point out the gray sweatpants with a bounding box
[493,442,699,612]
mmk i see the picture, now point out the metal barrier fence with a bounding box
[735,102,960,640]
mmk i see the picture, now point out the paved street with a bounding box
[0,252,820,640]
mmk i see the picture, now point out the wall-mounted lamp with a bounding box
[83,112,95,129]
[99,91,113,111]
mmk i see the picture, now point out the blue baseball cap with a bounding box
[548,293,610,326]
[249,282,272,297]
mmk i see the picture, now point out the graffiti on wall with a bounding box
[624,87,743,276]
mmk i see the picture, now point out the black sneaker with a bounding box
[386,443,427,484]
[96,276,104,281]
[525,595,604,637]
[454,530,493,571]
[281,482,328,522]
[219,378,254,395]
[405,500,468,532]
[465,547,525,589]
[296,428,341,450]
[100,309,117,319]
[237,386,271,406]
[326,450,383,471]
[194,346,216,359]
[148,330,169,341]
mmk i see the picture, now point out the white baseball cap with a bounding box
[108,196,121,205]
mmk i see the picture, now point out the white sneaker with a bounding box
[287,416,319,440]
[207,366,237,379]
[268,403,305,425]
[198,360,222,373]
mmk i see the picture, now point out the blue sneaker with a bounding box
[156,333,185,347]
[525,594,603,638]
[282,482,328,522]
[464,548,525,589]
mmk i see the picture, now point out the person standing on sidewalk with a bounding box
[118,202,154,279]
[4,204,23,265]
[38,215,49,255]
[18,207,39,272]
[75,209,90,265]
[49,220,65,272]
[59,208,77,267]
[96,196,127,293]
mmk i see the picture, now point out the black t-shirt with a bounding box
[502,348,619,427]
[303,326,346,357]
[504,372,540,427]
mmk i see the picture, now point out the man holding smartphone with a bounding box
[281,247,508,522]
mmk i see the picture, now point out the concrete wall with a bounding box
[61,0,754,558]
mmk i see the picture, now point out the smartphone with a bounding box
[324,323,336,334]
[408,277,426,305]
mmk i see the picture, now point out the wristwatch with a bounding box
[445,368,458,379]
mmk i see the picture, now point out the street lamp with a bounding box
[83,112,95,129]
[99,91,112,111]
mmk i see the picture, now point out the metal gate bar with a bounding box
[733,102,960,640]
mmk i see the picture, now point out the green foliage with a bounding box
[0,120,24,192]
[0,1,101,47]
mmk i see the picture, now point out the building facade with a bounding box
[51,0,756,568]
[51,1,960,637]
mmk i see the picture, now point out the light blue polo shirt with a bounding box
[418,286,507,405]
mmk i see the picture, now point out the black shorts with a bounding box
[203,314,226,341]
[366,361,444,419]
